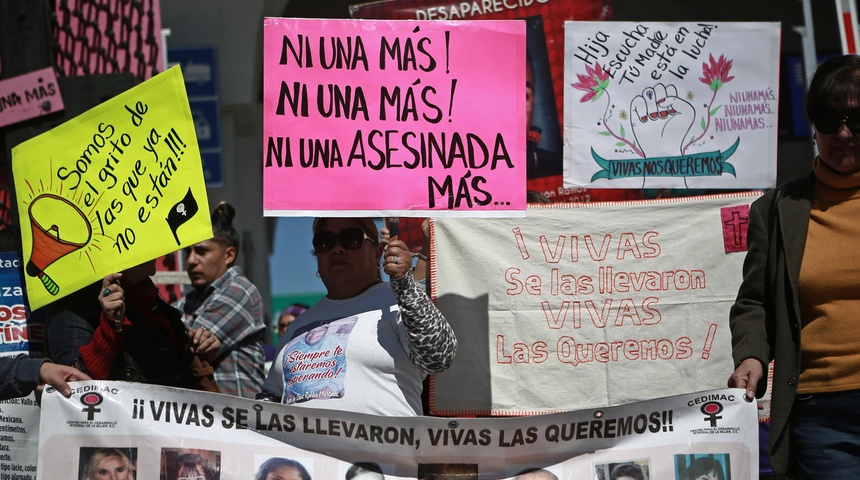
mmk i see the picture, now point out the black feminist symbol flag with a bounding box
[166,187,199,245]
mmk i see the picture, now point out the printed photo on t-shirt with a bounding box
[281,315,358,404]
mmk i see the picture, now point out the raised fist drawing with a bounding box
[630,84,695,187]
[630,83,695,157]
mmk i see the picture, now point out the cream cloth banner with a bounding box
[431,192,760,415]
[36,382,757,479]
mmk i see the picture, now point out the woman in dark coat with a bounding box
[728,54,860,477]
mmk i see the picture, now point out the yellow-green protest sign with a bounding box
[12,66,211,310]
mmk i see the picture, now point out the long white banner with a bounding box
[430,193,760,415]
[36,382,757,480]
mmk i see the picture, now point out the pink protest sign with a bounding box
[0,68,65,129]
[262,18,526,217]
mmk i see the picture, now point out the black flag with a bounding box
[166,187,199,245]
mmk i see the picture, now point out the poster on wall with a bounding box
[37,381,758,479]
[349,0,643,204]
[430,192,759,415]
[563,21,780,190]
[262,18,526,217]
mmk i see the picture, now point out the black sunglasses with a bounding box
[813,109,860,135]
[312,228,378,254]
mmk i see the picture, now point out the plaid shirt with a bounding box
[174,267,265,398]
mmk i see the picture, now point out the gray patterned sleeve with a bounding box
[390,270,457,374]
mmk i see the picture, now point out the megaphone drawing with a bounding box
[26,194,92,296]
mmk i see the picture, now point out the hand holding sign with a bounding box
[99,272,127,330]
[383,239,412,280]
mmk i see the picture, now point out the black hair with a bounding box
[686,457,725,480]
[254,458,311,480]
[610,463,645,480]
[172,453,217,480]
[806,54,860,122]
[211,202,240,253]
[345,462,384,479]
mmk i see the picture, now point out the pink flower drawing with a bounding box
[699,54,735,92]
[572,62,611,102]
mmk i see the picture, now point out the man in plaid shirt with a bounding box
[174,203,265,398]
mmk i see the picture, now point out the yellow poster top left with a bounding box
[12,66,212,310]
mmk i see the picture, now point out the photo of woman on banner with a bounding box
[254,457,311,480]
[79,447,136,480]
[593,461,649,480]
[259,217,457,416]
[675,455,728,480]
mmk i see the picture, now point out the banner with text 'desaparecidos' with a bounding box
[262,18,526,218]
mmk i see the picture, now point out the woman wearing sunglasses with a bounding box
[258,217,457,416]
[728,54,860,477]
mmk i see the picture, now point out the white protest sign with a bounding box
[430,193,760,415]
[563,22,780,190]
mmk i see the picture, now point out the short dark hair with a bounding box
[345,462,384,479]
[176,460,203,480]
[173,453,215,480]
[610,462,645,480]
[806,54,860,122]
[254,458,310,480]
[686,457,725,480]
